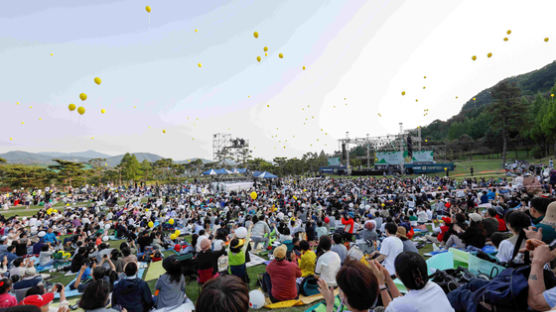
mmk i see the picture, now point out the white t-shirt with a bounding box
[380,236,403,275]
[496,239,523,264]
[385,281,454,312]
[315,250,341,287]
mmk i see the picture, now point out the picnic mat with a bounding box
[145,260,165,282]
[264,288,338,309]
[246,252,266,268]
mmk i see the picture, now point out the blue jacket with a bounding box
[112,277,153,312]
[43,233,57,244]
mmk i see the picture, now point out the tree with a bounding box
[489,82,526,166]
[48,159,86,187]
[118,153,141,183]
[140,160,152,181]
[0,157,6,164]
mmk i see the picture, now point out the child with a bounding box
[227,226,252,283]
[0,278,17,308]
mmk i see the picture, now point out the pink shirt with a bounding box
[0,293,17,308]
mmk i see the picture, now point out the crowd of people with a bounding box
[0,172,554,311]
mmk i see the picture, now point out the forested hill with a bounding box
[420,60,556,153]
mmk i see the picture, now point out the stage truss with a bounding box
[212,133,251,165]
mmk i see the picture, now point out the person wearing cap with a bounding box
[13,267,43,302]
[396,226,418,254]
[227,225,252,283]
[263,244,301,303]
[20,293,64,312]
[530,198,556,244]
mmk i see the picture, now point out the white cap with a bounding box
[37,231,46,238]
[235,227,247,239]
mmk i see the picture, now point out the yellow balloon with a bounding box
[170,234,177,240]
[148,221,154,228]
[250,191,257,200]
[169,218,174,225]
[401,91,406,96]
[68,103,76,111]
[197,63,202,68]
[473,97,476,101]
[278,53,284,59]
[94,77,102,85]
[545,37,550,42]
[471,55,477,61]
[162,129,166,134]
[53,209,58,213]
[265,52,268,56]
[145,5,151,13]
[425,139,428,142]
[174,230,181,235]
[194,28,198,32]
[551,94,555,97]
[77,106,86,115]
[487,52,493,58]
[503,37,509,41]
[257,56,261,62]
[101,109,106,114]
[253,31,259,38]
[424,76,427,79]
[264,46,268,52]
[79,93,87,101]
[302,66,306,70]
[507,29,511,35]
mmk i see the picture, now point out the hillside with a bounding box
[0,151,212,167]
[420,60,556,142]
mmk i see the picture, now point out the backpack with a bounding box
[474,266,556,312]
[300,275,320,296]
[432,267,478,294]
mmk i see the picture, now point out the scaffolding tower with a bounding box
[212,133,251,165]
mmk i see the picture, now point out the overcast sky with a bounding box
[1,0,555,160]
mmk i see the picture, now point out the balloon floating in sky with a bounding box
[471,55,477,61]
[50,53,53,56]
[503,37,509,41]
[264,52,268,57]
[197,63,202,68]
[424,76,427,79]
[473,97,476,101]
[16,102,19,105]
[194,28,198,32]
[416,99,419,102]
[545,37,550,42]
[79,93,87,101]
[162,129,166,134]
[100,109,106,114]
[145,5,151,13]
[401,91,406,96]
[264,46,268,52]
[77,106,86,115]
[253,31,259,38]
[302,66,306,70]
[68,103,76,111]
[423,86,426,89]
[278,53,284,59]
[377,113,382,117]
[487,52,493,58]
[507,30,512,35]
[257,56,261,62]
[94,77,102,85]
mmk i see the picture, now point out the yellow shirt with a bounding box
[298,250,316,277]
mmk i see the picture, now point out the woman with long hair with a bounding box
[154,256,187,309]
[496,211,531,265]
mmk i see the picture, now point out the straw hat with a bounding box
[541,201,556,227]
[396,226,408,239]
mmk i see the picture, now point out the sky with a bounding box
[1,0,556,161]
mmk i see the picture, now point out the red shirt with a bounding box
[266,259,301,301]
[495,215,507,232]
[341,217,355,234]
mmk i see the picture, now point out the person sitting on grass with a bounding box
[79,279,122,312]
[315,236,341,288]
[196,238,225,284]
[112,262,153,312]
[318,259,379,312]
[154,256,187,309]
[298,240,316,277]
[263,244,301,302]
[196,275,249,312]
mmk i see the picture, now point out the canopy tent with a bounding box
[215,168,232,175]
[231,168,247,174]
[202,169,217,176]
[254,171,278,179]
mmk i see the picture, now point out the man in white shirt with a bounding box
[315,236,341,287]
[371,222,403,276]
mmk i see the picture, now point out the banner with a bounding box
[328,157,341,166]
[376,151,403,165]
[411,150,434,162]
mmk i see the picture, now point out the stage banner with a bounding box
[328,157,341,166]
[376,151,403,165]
[411,150,434,162]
